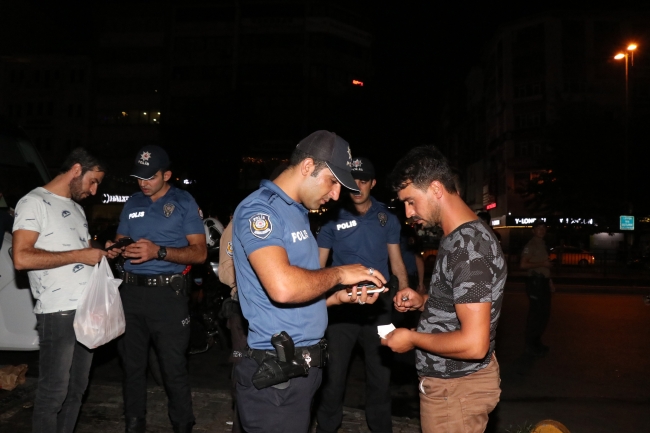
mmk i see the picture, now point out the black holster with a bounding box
[251,358,309,389]
[249,331,327,389]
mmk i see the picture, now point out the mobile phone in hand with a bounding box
[105,237,134,251]
[346,283,384,297]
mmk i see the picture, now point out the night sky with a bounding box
[2,1,646,145]
[2,0,649,210]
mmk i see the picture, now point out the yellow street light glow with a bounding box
[157,112,161,115]
[614,53,625,60]
[143,112,147,115]
[627,43,637,51]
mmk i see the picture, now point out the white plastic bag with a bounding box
[73,257,125,349]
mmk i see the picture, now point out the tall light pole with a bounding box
[614,43,637,213]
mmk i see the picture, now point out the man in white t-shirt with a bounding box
[12,148,107,433]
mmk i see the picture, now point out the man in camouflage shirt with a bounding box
[382,146,506,433]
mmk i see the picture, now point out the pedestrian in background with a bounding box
[232,131,387,433]
[382,145,506,433]
[520,219,554,357]
[315,157,409,433]
[12,148,107,433]
[106,145,207,433]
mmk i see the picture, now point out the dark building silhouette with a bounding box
[439,11,650,253]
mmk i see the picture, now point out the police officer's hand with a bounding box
[123,239,158,264]
[327,284,387,306]
[393,288,425,312]
[104,241,122,259]
[336,264,386,289]
[77,247,107,266]
[380,328,416,353]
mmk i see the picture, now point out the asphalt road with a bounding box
[1,284,650,432]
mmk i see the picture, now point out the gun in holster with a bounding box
[251,331,326,389]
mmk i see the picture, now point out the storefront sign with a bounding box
[506,216,596,227]
[102,194,130,204]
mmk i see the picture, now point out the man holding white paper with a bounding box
[383,146,506,433]
[12,148,107,433]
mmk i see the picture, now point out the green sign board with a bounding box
[620,215,634,230]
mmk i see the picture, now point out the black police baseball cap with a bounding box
[130,145,170,180]
[350,157,375,181]
[296,130,359,192]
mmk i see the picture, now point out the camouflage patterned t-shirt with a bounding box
[416,219,507,379]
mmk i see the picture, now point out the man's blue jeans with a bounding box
[32,310,94,433]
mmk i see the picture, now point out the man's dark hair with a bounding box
[388,146,457,194]
[289,148,328,177]
[59,148,106,175]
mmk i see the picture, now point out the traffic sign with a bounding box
[620,215,634,230]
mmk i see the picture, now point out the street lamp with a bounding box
[614,43,638,213]
[614,43,637,112]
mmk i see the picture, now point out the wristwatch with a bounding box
[157,246,167,261]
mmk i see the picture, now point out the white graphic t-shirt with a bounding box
[13,187,94,313]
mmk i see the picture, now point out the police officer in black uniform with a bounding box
[106,145,207,433]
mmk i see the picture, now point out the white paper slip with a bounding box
[377,323,396,339]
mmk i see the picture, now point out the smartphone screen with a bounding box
[105,237,134,251]
[346,284,383,296]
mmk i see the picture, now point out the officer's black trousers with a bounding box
[315,323,393,433]
[119,284,194,425]
[235,356,322,433]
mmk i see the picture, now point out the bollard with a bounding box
[531,419,570,433]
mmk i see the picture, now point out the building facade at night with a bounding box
[441,11,650,253]
[0,55,92,168]
[0,1,372,173]
[90,0,373,178]
[0,1,374,222]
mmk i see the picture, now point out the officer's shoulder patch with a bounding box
[227,241,234,257]
[249,213,273,239]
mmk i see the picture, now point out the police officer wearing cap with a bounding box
[232,131,388,433]
[106,145,207,433]
[315,157,409,433]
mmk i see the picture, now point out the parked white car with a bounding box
[0,231,39,350]
[0,120,50,350]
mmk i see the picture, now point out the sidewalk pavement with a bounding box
[0,377,422,433]
[3,367,647,433]
[2,283,648,433]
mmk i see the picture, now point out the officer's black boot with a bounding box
[125,416,146,433]
[172,422,194,433]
